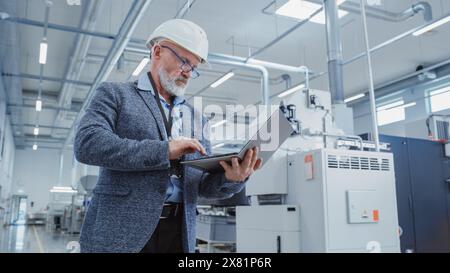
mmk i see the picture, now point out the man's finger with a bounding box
[232,157,239,169]
[242,149,253,170]
[249,148,258,169]
[192,139,207,155]
[190,140,205,155]
[254,159,263,170]
[186,142,200,154]
[220,161,231,172]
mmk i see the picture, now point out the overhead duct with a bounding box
[62,0,152,151]
[307,0,433,22]
[198,55,270,106]
[324,0,345,104]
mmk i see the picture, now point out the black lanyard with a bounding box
[147,72,174,138]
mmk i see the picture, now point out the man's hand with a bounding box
[169,138,206,160]
[219,147,262,182]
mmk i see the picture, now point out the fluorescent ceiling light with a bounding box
[211,72,235,88]
[378,101,416,111]
[132,57,150,77]
[430,85,450,96]
[278,84,305,98]
[50,189,77,193]
[35,99,42,112]
[33,127,39,136]
[50,186,77,193]
[399,102,416,109]
[276,0,348,25]
[39,41,48,64]
[52,186,73,190]
[413,14,450,36]
[377,100,404,111]
[212,143,225,149]
[211,120,228,128]
[32,144,38,150]
[344,93,366,103]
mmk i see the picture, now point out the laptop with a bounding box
[180,107,294,173]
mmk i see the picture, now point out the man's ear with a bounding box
[152,45,161,60]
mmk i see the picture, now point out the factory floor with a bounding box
[0,224,79,253]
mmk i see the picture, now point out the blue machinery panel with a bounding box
[362,134,450,253]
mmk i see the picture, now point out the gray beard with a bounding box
[157,67,187,97]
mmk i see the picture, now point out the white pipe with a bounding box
[58,151,64,186]
[360,0,380,152]
[207,56,270,105]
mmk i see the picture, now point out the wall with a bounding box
[0,112,16,222]
[352,75,450,139]
[12,149,75,214]
[0,78,16,224]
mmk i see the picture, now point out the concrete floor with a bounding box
[0,225,80,253]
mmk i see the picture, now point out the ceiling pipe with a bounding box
[248,6,323,61]
[343,11,450,66]
[174,0,196,18]
[89,51,293,86]
[126,46,314,106]
[340,1,432,22]
[62,0,152,151]
[0,15,146,44]
[324,0,345,104]
[307,0,433,23]
[289,11,450,94]
[206,56,270,106]
[1,72,92,86]
[208,53,310,91]
[8,103,80,113]
[359,0,379,152]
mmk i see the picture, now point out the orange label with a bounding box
[305,155,313,163]
[373,210,380,222]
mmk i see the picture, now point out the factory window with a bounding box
[429,85,450,113]
[377,100,406,126]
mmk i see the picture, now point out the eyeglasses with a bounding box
[159,45,200,79]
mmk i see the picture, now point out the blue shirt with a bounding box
[137,73,185,203]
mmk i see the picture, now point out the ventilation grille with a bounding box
[327,155,390,171]
[436,120,449,141]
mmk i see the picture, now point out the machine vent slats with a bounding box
[328,155,338,168]
[381,159,390,171]
[360,157,370,170]
[327,155,390,172]
[370,158,380,171]
[350,157,360,169]
[338,156,350,169]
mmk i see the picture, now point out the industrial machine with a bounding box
[362,134,450,253]
[60,175,98,234]
[236,88,401,253]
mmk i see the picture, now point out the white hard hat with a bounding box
[146,19,209,64]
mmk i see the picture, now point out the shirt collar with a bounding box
[137,72,186,106]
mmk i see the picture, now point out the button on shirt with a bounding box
[137,73,185,203]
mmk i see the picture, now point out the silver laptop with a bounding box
[180,108,294,173]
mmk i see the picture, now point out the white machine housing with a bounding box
[236,88,401,253]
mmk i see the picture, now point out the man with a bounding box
[74,19,262,253]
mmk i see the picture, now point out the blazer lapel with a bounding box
[135,88,168,141]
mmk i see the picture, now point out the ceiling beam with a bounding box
[2,72,93,86]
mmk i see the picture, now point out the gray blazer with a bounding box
[74,79,245,253]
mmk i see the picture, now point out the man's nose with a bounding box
[181,70,191,79]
